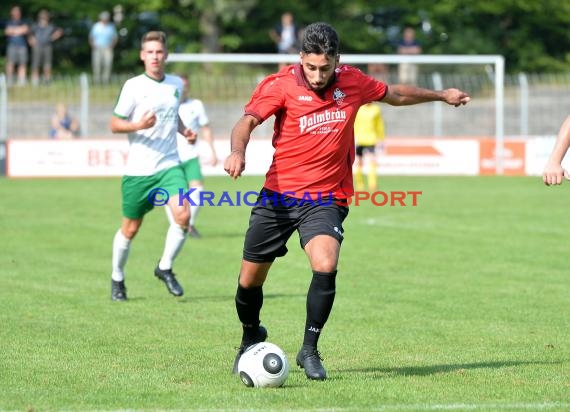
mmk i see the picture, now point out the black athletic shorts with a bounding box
[242,188,349,263]
[356,145,376,157]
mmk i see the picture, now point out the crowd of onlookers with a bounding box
[3,5,120,138]
[3,5,118,87]
[3,7,422,140]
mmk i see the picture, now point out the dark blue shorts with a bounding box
[242,188,349,263]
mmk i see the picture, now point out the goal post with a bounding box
[168,53,506,174]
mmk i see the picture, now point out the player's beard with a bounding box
[310,75,335,92]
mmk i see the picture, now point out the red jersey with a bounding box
[244,64,387,200]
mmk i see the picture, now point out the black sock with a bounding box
[235,283,263,342]
[303,270,337,348]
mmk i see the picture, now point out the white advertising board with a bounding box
[7,138,482,178]
[6,139,274,178]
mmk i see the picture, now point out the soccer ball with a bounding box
[237,342,289,388]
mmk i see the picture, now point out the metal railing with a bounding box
[1,71,569,141]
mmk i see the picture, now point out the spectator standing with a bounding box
[269,12,301,70]
[397,27,422,85]
[89,11,118,84]
[28,10,63,85]
[4,5,29,86]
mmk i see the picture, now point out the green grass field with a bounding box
[0,175,568,411]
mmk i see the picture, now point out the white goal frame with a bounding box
[168,53,506,174]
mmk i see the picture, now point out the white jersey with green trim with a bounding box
[113,73,184,176]
[176,98,209,162]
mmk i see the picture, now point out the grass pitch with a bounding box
[0,175,568,411]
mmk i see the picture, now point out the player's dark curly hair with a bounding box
[301,22,339,57]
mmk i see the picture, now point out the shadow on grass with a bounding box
[175,292,304,303]
[192,232,245,239]
[340,360,563,377]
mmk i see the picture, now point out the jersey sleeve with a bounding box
[360,72,387,104]
[112,79,135,119]
[244,74,285,123]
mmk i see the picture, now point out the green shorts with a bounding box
[122,165,187,219]
[181,158,203,182]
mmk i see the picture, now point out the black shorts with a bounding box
[242,188,349,263]
[356,145,376,157]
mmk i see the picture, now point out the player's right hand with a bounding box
[139,110,157,129]
[224,151,246,179]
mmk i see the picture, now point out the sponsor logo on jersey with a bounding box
[299,109,347,133]
[298,95,313,101]
[332,88,346,105]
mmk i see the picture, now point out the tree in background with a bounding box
[2,0,570,74]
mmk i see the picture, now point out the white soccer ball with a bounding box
[237,342,289,388]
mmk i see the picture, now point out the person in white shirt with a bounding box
[168,74,218,238]
[109,31,196,301]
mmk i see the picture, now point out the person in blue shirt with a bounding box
[88,11,118,84]
[49,103,80,139]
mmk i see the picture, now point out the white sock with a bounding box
[189,185,203,227]
[111,229,131,281]
[164,203,175,226]
[158,224,187,270]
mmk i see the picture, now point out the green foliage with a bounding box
[2,0,570,73]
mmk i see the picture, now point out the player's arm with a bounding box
[177,115,197,144]
[110,110,156,133]
[382,84,470,107]
[224,114,260,179]
[200,125,218,166]
[543,115,570,186]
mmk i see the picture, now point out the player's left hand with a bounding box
[443,88,471,107]
[182,128,197,144]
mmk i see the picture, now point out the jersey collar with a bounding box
[144,73,166,83]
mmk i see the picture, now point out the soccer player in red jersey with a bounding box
[225,22,470,380]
